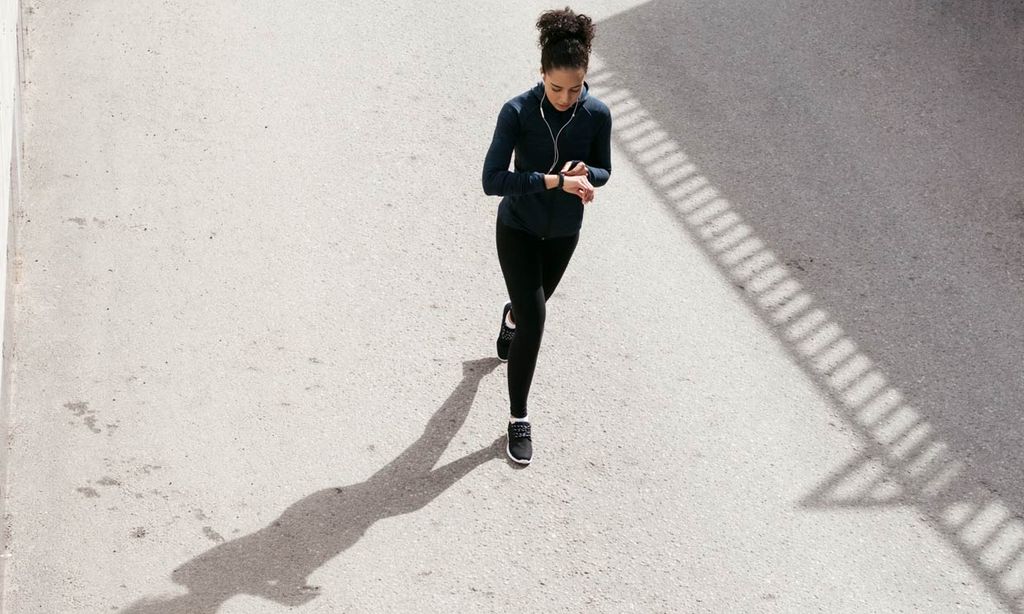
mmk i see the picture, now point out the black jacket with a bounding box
[482,82,612,238]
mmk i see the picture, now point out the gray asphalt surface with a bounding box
[5,1,1024,612]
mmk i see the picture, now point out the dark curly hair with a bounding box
[537,7,595,73]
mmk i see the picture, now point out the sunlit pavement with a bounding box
[6,1,1023,612]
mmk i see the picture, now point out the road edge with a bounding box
[0,0,25,611]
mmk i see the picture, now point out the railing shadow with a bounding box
[120,357,503,613]
[593,1,1024,611]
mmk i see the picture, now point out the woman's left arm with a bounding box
[586,113,612,187]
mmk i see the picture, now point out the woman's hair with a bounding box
[537,7,595,73]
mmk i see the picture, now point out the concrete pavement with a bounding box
[5,0,1023,612]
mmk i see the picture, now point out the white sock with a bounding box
[504,311,516,329]
[509,415,529,423]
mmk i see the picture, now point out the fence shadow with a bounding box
[120,357,503,613]
[593,1,1024,611]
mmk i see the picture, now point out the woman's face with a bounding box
[542,67,586,112]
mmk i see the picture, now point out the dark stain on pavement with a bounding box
[202,527,225,544]
[65,401,89,415]
[65,401,103,434]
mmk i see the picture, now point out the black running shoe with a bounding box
[507,420,532,465]
[496,302,515,362]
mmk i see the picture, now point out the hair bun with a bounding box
[537,7,594,52]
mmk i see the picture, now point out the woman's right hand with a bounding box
[562,174,595,204]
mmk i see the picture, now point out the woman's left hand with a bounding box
[561,160,589,177]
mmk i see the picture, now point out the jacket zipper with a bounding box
[542,113,575,240]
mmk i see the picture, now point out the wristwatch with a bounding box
[557,173,565,189]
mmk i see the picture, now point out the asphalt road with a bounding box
[5,1,1024,612]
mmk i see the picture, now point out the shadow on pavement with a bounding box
[594,1,1023,611]
[120,357,504,613]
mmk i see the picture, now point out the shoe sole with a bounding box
[506,440,531,465]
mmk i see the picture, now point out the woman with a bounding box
[482,7,612,465]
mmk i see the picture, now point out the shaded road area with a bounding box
[594,1,1024,611]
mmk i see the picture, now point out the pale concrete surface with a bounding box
[1,1,24,610]
[5,0,1024,612]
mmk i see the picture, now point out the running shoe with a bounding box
[507,420,532,465]
[496,302,515,362]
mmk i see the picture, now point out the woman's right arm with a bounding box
[482,103,550,196]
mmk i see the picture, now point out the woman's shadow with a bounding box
[122,357,505,613]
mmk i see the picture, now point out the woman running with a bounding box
[482,7,612,465]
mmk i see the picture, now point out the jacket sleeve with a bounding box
[482,103,548,196]
[586,111,612,187]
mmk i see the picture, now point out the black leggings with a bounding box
[496,219,580,418]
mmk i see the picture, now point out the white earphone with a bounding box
[540,91,581,174]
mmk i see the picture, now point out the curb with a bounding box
[0,0,24,611]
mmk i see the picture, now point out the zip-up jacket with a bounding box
[482,82,612,239]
